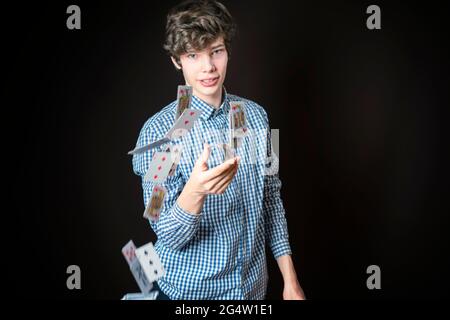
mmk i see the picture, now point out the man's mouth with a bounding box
[199,76,219,87]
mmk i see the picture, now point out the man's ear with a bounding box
[170,56,182,70]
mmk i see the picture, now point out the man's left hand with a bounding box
[283,279,306,300]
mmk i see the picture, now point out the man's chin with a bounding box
[194,86,222,99]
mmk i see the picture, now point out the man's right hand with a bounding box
[177,143,240,214]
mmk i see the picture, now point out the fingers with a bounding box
[213,163,239,194]
[196,143,211,166]
[208,160,238,190]
[204,156,240,181]
[208,158,240,194]
[194,143,211,172]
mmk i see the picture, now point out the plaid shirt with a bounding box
[132,88,292,300]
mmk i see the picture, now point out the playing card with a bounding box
[143,185,167,222]
[121,240,137,267]
[167,144,183,177]
[127,137,171,155]
[231,136,242,149]
[165,109,202,140]
[229,101,248,139]
[121,291,159,300]
[135,242,165,283]
[218,143,235,161]
[176,85,193,120]
[224,143,236,160]
[144,151,173,182]
[130,258,153,294]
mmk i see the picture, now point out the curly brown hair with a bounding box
[163,0,237,67]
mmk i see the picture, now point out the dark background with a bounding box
[5,0,450,299]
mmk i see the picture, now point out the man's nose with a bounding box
[201,55,216,72]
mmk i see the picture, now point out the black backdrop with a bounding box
[5,0,450,299]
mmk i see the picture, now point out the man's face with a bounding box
[172,36,228,104]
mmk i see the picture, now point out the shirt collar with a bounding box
[190,86,230,121]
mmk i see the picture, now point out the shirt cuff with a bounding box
[271,239,292,259]
[171,201,202,226]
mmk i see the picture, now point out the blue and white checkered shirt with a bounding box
[132,87,292,300]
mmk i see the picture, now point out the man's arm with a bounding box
[132,125,201,251]
[261,109,306,299]
[264,172,306,300]
[133,125,239,250]
[276,255,306,300]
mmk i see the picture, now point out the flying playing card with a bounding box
[231,136,242,149]
[144,151,173,182]
[122,240,137,267]
[167,144,183,177]
[127,137,171,155]
[165,109,202,140]
[229,101,248,139]
[130,258,153,294]
[121,240,153,294]
[143,185,167,222]
[218,143,235,161]
[121,291,159,300]
[135,242,165,283]
[176,85,193,120]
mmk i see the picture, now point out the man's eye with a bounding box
[213,49,223,55]
[187,53,197,59]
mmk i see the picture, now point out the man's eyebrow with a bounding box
[211,44,225,50]
[184,44,224,54]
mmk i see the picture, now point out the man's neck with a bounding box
[194,87,223,109]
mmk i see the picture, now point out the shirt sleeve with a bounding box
[132,122,201,251]
[261,110,293,259]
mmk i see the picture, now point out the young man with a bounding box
[132,0,305,300]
